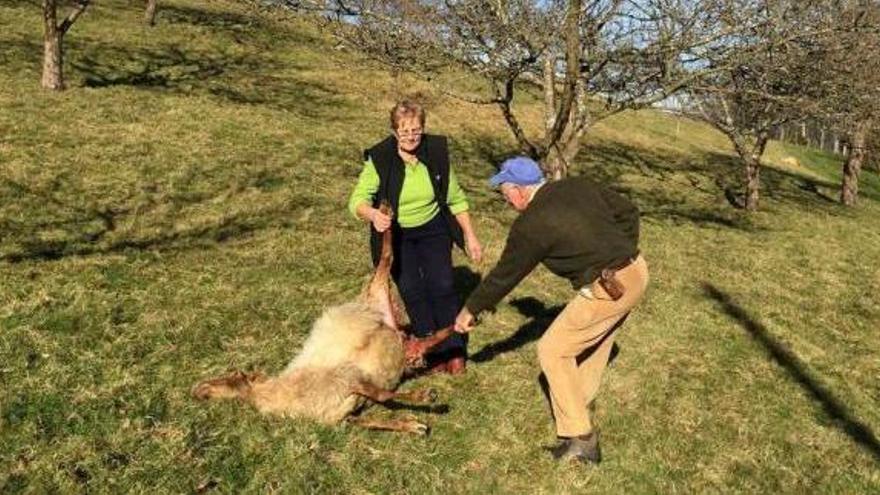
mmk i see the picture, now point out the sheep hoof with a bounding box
[409,422,430,436]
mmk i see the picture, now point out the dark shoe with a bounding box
[446,356,466,375]
[549,432,601,464]
[423,356,466,376]
[423,348,466,376]
[424,360,448,375]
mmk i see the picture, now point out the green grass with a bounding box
[2,0,880,493]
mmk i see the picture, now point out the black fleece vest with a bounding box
[363,134,465,265]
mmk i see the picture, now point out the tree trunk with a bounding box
[840,122,868,206]
[543,153,567,181]
[542,0,581,159]
[542,78,588,181]
[41,0,88,90]
[41,0,64,90]
[731,133,768,211]
[744,156,761,211]
[145,0,158,26]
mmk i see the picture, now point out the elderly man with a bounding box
[454,157,649,464]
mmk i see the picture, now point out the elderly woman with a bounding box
[348,100,481,375]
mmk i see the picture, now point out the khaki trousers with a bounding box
[536,255,649,437]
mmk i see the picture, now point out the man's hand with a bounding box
[370,208,392,232]
[454,307,476,333]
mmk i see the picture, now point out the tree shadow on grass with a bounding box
[698,151,857,209]
[452,132,758,231]
[580,140,857,225]
[70,44,352,118]
[576,139,754,228]
[0,175,311,263]
[157,4,319,46]
[702,281,880,463]
[158,4,262,32]
[581,141,755,225]
[208,76,350,119]
[1,206,298,263]
[453,130,519,171]
[0,39,42,75]
[73,45,231,89]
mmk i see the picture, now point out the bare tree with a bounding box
[866,129,880,172]
[840,121,872,205]
[810,1,880,206]
[684,0,829,210]
[288,0,741,178]
[145,0,159,26]
[42,0,90,90]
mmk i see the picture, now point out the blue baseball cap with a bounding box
[489,156,545,188]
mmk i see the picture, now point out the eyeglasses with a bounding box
[396,128,423,138]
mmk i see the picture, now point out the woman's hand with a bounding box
[465,233,482,264]
[453,211,481,264]
[370,208,392,232]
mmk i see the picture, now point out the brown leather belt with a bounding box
[605,251,640,272]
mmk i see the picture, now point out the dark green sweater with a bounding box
[465,177,640,315]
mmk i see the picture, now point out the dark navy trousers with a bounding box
[391,213,465,354]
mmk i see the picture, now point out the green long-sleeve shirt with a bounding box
[348,158,469,228]
[465,177,640,315]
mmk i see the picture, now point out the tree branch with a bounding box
[543,0,582,151]
[495,78,539,158]
[58,0,89,35]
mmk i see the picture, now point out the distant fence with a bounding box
[770,122,879,171]
[653,99,878,171]
[770,121,846,155]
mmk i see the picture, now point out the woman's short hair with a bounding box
[389,100,426,130]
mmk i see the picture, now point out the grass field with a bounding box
[2,1,879,493]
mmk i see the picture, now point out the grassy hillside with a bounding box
[1,1,879,493]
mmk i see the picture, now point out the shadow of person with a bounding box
[701,281,880,462]
[469,297,563,363]
[381,402,451,415]
[453,265,482,300]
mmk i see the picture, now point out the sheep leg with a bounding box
[191,370,266,401]
[404,325,455,365]
[347,416,430,435]
[351,380,438,405]
[360,201,400,330]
